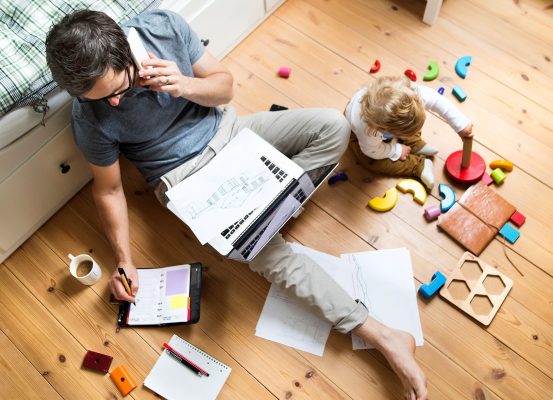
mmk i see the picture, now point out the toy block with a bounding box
[423,61,439,81]
[110,364,137,396]
[439,252,513,326]
[452,86,467,102]
[438,87,445,95]
[278,66,291,78]
[499,223,520,244]
[369,59,381,73]
[396,179,427,205]
[328,172,348,185]
[489,159,513,172]
[404,69,417,81]
[455,55,472,79]
[490,168,506,185]
[510,211,526,227]
[438,182,515,255]
[438,183,456,212]
[367,187,398,212]
[82,350,113,374]
[480,173,493,186]
[424,204,441,221]
[419,271,447,298]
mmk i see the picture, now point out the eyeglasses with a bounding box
[77,60,136,103]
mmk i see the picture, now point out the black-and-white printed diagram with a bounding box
[182,171,271,220]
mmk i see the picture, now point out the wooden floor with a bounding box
[2,0,553,398]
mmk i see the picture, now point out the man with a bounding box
[46,9,427,399]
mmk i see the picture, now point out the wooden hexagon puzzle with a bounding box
[439,252,513,326]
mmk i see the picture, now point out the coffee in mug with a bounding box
[68,253,102,285]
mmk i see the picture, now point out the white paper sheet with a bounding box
[342,248,424,349]
[166,129,302,244]
[255,244,423,354]
[255,244,342,356]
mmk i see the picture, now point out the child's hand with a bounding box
[400,144,411,160]
[458,123,473,138]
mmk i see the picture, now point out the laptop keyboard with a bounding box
[293,189,307,203]
[220,210,254,239]
[240,226,269,259]
[261,156,288,182]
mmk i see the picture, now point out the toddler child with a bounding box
[345,76,473,189]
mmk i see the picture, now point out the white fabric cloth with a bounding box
[344,84,471,160]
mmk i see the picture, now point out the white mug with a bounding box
[68,253,102,285]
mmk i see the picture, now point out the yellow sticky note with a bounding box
[170,295,187,310]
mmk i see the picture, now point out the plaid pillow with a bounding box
[0,0,160,117]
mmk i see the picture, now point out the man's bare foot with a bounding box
[353,317,428,400]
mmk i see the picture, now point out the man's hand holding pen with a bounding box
[109,265,138,303]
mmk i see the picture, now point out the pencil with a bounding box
[118,268,136,306]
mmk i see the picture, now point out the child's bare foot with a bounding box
[353,318,428,400]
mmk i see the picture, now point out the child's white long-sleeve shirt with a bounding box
[344,84,471,160]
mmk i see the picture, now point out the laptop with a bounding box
[165,128,337,261]
[210,162,337,261]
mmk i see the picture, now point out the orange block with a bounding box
[110,364,137,396]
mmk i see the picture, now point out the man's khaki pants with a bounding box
[155,107,368,333]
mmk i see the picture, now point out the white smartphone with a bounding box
[127,27,149,71]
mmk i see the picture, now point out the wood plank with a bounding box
[0,258,123,399]
[285,202,553,398]
[35,196,276,400]
[273,0,553,186]
[0,329,63,400]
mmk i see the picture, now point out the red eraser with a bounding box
[278,66,291,78]
[481,173,493,186]
[82,350,113,374]
[510,211,526,227]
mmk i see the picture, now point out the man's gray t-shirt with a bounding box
[72,10,221,186]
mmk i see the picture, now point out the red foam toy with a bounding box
[510,211,526,227]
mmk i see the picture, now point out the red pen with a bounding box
[162,342,209,377]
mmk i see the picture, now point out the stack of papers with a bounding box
[255,244,424,355]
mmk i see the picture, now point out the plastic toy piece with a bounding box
[278,66,291,78]
[489,159,513,172]
[367,187,398,212]
[490,168,506,185]
[328,172,348,185]
[419,271,447,299]
[437,87,445,95]
[445,137,485,184]
[369,59,381,73]
[499,223,520,244]
[438,183,456,212]
[424,204,441,221]
[452,85,467,102]
[481,173,493,186]
[510,211,526,227]
[110,364,137,396]
[404,69,417,82]
[455,55,472,79]
[82,350,113,374]
[396,179,427,205]
[423,61,439,81]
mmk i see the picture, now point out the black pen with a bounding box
[163,342,209,377]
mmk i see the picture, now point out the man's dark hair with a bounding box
[46,10,132,97]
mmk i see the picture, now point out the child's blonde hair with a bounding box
[361,76,426,137]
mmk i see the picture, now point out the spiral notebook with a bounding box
[144,335,231,400]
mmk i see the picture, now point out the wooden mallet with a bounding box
[445,137,485,184]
